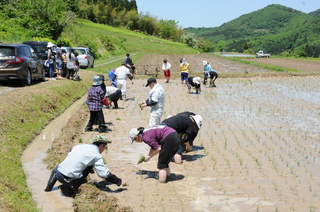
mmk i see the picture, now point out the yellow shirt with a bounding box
[180,63,189,73]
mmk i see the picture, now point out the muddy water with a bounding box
[20,76,320,212]
[21,96,87,212]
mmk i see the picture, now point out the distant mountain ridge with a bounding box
[184,4,320,57]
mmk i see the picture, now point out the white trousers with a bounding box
[150,107,163,127]
[117,79,127,95]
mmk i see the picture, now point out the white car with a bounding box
[72,47,94,69]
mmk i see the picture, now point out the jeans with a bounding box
[49,63,54,78]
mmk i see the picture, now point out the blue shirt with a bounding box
[203,64,216,72]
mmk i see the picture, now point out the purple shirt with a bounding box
[141,125,176,149]
[88,86,104,111]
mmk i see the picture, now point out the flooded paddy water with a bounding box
[22,74,320,211]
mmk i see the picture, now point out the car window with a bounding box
[24,43,47,54]
[0,47,16,58]
[21,46,32,57]
[74,49,86,54]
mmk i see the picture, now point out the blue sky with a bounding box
[136,0,320,28]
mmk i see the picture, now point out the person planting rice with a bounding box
[202,60,218,87]
[44,135,127,194]
[186,77,201,94]
[129,125,180,183]
[161,111,203,164]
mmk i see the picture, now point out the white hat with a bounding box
[47,42,54,48]
[129,128,140,144]
[193,77,201,85]
[191,115,203,129]
[203,60,208,66]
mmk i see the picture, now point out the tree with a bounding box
[158,19,178,40]
[19,0,75,40]
[217,41,227,52]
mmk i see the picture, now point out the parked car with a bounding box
[0,43,45,85]
[23,41,57,75]
[72,47,94,69]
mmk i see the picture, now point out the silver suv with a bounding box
[73,47,94,69]
[0,43,45,85]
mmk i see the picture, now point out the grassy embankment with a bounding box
[0,19,197,212]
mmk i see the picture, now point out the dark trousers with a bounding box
[62,63,67,77]
[86,110,105,129]
[54,166,93,188]
[67,68,75,79]
[109,89,122,108]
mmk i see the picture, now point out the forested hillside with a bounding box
[185,4,320,57]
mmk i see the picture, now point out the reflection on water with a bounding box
[221,52,255,57]
[21,95,86,212]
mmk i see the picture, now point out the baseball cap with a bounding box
[145,78,157,87]
[121,61,126,65]
[129,128,140,144]
[91,135,111,144]
[203,60,208,66]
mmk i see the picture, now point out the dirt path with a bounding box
[80,76,320,212]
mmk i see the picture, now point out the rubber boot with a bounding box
[44,170,57,192]
[98,126,107,133]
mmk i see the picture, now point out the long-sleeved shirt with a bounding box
[141,125,176,150]
[146,83,165,108]
[114,66,130,79]
[88,85,104,111]
[203,63,217,72]
[162,111,198,143]
[57,144,110,179]
[105,86,118,97]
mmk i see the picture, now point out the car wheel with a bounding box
[24,70,32,86]
[41,67,46,81]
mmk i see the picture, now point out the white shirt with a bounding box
[162,62,171,70]
[115,65,130,79]
[57,144,110,179]
[148,83,165,108]
[105,86,118,97]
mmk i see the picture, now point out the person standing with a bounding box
[113,62,132,100]
[140,78,165,127]
[105,86,122,109]
[124,53,136,82]
[97,74,106,96]
[44,135,126,193]
[66,48,76,80]
[129,125,180,183]
[203,60,218,87]
[46,42,56,80]
[85,76,110,133]
[161,112,203,164]
[162,59,171,83]
[179,58,190,84]
[55,43,63,79]
[61,50,67,77]
[186,77,201,94]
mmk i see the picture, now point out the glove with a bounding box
[101,97,110,106]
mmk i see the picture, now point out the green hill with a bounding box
[185,4,320,57]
